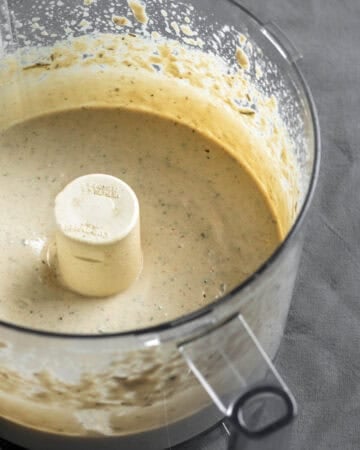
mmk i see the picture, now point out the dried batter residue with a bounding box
[128,0,149,25]
[180,24,197,37]
[236,47,250,70]
[112,15,132,28]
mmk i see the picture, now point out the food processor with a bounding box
[0,0,320,449]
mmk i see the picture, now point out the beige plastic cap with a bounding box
[54,174,142,297]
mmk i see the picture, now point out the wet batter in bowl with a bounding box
[0,106,280,333]
[0,18,300,335]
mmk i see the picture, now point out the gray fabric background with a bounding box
[178,0,360,449]
[0,1,357,449]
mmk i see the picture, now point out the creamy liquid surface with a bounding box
[0,107,280,333]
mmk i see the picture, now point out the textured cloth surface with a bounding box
[0,1,358,449]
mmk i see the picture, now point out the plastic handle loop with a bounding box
[179,313,297,440]
[230,385,296,438]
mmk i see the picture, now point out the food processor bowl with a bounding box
[0,0,319,449]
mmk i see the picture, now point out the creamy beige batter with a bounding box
[0,106,280,333]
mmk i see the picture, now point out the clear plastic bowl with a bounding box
[0,1,319,448]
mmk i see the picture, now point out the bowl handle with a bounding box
[179,314,297,441]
